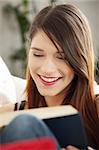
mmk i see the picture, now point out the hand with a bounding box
[88,146,95,150]
[61,145,95,150]
[62,145,79,150]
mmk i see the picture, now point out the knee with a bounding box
[10,114,53,137]
[1,114,57,145]
[1,114,43,141]
[9,114,39,129]
[12,114,36,123]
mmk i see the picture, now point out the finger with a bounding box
[66,145,80,150]
[88,146,95,150]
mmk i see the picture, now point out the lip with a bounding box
[38,75,62,86]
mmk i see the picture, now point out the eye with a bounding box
[33,54,44,57]
[57,56,64,60]
[56,54,65,60]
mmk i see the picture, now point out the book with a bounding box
[0,105,88,149]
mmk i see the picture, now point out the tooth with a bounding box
[41,76,58,82]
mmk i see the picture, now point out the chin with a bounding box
[38,90,57,97]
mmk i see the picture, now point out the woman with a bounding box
[1,4,99,150]
[25,4,99,148]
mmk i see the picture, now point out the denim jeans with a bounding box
[0,114,61,149]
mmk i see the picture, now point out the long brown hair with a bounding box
[26,4,99,148]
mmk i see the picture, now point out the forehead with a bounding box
[30,30,63,53]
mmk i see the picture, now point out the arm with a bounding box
[0,76,26,113]
[0,103,14,113]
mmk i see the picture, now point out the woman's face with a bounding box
[28,30,74,97]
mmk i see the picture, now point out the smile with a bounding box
[38,75,62,85]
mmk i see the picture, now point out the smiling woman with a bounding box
[1,4,99,150]
[25,4,99,149]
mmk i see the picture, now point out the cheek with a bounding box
[69,72,74,83]
[67,70,74,82]
[28,56,36,75]
[28,56,41,77]
[63,66,74,82]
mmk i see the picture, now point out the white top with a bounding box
[0,57,17,107]
[0,56,26,107]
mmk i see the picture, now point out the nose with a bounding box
[40,59,57,76]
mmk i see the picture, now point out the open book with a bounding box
[0,105,88,149]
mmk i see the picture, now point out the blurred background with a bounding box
[0,0,99,83]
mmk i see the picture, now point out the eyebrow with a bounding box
[31,47,64,54]
[31,47,44,52]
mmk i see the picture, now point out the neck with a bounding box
[44,93,65,107]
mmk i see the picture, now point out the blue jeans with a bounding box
[0,114,60,149]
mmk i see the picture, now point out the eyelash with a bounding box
[33,54,65,60]
[33,54,44,57]
[57,57,64,60]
